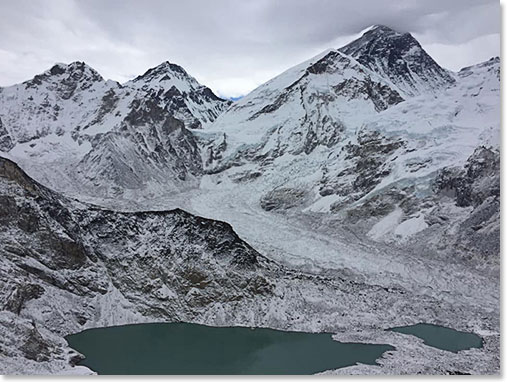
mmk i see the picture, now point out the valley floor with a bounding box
[66,176,499,375]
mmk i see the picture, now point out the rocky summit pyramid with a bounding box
[339,25,456,96]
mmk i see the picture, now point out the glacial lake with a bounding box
[66,322,394,375]
[389,323,483,353]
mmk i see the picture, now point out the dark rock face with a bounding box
[260,188,307,211]
[77,104,203,191]
[458,197,500,257]
[333,77,404,112]
[248,92,289,121]
[309,50,405,112]
[345,186,418,223]
[434,147,500,208]
[340,25,455,96]
[0,117,14,152]
[320,130,405,205]
[205,133,227,167]
[0,158,107,297]
[0,156,274,320]
[70,207,272,315]
[132,61,231,130]
[432,147,500,260]
[79,207,261,269]
[20,323,53,362]
[347,131,404,193]
[4,284,45,315]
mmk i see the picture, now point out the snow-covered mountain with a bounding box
[0,25,500,375]
[0,61,230,197]
[0,25,499,259]
[128,61,229,129]
[197,31,499,260]
[204,48,404,163]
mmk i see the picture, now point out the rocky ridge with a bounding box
[0,156,499,375]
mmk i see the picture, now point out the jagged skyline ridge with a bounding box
[1,25,498,103]
[0,0,500,97]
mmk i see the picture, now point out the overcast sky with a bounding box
[0,0,500,98]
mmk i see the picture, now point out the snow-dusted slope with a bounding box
[204,49,403,163]
[0,61,230,197]
[316,56,500,211]
[0,156,499,375]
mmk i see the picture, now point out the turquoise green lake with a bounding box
[390,323,483,353]
[66,322,394,375]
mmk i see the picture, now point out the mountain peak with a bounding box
[339,24,455,96]
[133,61,190,83]
[47,61,103,80]
[124,60,230,129]
[344,25,415,55]
[363,24,401,36]
[23,61,104,90]
[459,56,500,73]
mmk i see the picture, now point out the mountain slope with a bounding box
[204,48,404,166]
[129,61,228,129]
[0,155,274,372]
[317,56,499,211]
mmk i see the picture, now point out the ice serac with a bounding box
[0,60,230,198]
[340,25,456,97]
